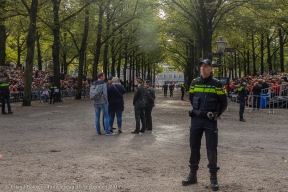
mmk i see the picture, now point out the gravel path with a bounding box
[0,88,288,192]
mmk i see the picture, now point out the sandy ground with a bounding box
[0,88,288,192]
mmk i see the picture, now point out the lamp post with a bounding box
[215,37,227,79]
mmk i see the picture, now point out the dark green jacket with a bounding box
[145,87,155,107]
[133,84,145,108]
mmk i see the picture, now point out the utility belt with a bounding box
[188,110,219,121]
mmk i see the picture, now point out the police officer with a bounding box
[234,79,248,122]
[0,78,13,114]
[144,80,155,131]
[182,59,227,191]
[49,82,57,104]
[131,77,146,134]
[181,83,186,100]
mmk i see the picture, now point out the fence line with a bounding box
[4,89,90,105]
[228,83,288,114]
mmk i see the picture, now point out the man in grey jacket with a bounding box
[93,72,115,136]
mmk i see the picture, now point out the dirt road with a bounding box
[0,88,288,191]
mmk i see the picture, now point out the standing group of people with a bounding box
[91,73,156,136]
[162,83,175,97]
[131,77,155,134]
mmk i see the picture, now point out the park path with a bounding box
[0,88,288,191]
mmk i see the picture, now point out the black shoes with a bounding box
[239,119,246,122]
[2,111,13,115]
[140,130,145,133]
[210,173,219,191]
[182,171,197,186]
[118,130,122,134]
[131,131,139,134]
[182,171,219,191]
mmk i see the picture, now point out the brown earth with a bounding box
[0,88,288,192]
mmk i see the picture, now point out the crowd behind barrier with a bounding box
[228,73,288,113]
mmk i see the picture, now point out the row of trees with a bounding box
[163,0,288,84]
[1,0,166,106]
[1,0,288,106]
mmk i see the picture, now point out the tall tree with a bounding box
[76,9,89,99]
[21,0,38,106]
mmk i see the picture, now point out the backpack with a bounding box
[89,84,103,100]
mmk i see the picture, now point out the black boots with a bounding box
[210,173,219,191]
[182,171,197,186]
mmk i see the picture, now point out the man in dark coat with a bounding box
[131,77,146,134]
[162,83,168,97]
[107,77,126,134]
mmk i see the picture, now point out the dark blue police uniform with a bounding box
[0,82,13,114]
[182,59,227,191]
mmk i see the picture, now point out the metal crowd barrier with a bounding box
[228,92,288,114]
[7,88,90,104]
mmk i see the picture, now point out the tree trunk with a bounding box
[36,31,42,70]
[76,9,89,100]
[22,0,38,106]
[252,33,256,75]
[246,49,250,75]
[116,53,121,77]
[279,29,284,72]
[111,38,116,76]
[198,0,212,58]
[93,6,104,80]
[103,42,109,78]
[51,0,61,102]
[260,34,264,75]
[267,34,272,71]
[0,0,6,66]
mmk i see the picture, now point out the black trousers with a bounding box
[1,94,12,113]
[253,96,260,109]
[145,106,153,130]
[134,106,146,132]
[170,90,173,97]
[164,90,167,97]
[189,116,219,173]
[50,93,56,104]
[181,90,185,100]
[239,99,245,119]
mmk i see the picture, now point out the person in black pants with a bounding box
[234,80,248,122]
[0,79,13,114]
[181,84,186,100]
[131,77,146,134]
[252,82,262,110]
[144,80,155,131]
[182,59,227,191]
[162,83,168,97]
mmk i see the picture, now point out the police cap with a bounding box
[199,59,212,67]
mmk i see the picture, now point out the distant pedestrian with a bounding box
[234,79,248,122]
[169,84,174,97]
[252,82,262,110]
[162,83,168,97]
[181,83,186,100]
